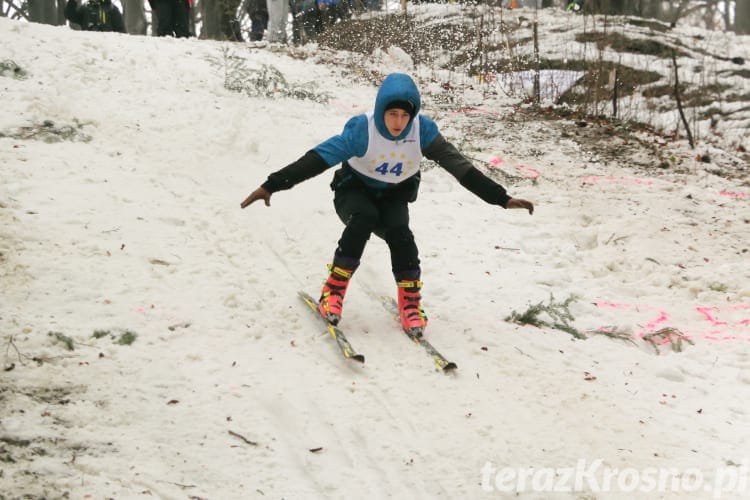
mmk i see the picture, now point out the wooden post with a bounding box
[609,67,618,118]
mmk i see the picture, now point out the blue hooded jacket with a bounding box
[314,73,440,190]
[260,73,512,209]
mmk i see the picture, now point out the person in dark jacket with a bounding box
[248,0,269,41]
[64,0,126,33]
[289,0,317,44]
[149,0,192,37]
[240,73,534,336]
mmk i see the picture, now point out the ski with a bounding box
[298,291,365,363]
[379,296,457,372]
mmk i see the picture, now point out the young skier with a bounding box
[241,73,534,336]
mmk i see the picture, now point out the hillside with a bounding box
[1,6,749,499]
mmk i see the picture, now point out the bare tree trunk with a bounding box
[737,0,750,34]
[28,0,62,25]
[641,0,662,20]
[201,0,223,38]
[266,0,287,43]
[611,0,625,14]
[669,0,691,27]
[222,0,243,40]
[702,0,718,29]
[722,0,731,30]
[201,0,243,40]
[122,0,147,34]
[57,0,66,22]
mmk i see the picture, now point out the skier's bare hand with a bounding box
[506,198,534,215]
[240,187,271,209]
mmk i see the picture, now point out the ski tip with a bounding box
[442,362,458,372]
[350,354,365,363]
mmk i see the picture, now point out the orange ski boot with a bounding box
[396,278,428,337]
[318,264,355,325]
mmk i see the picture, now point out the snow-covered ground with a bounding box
[1,6,749,499]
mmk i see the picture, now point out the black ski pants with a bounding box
[333,188,420,276]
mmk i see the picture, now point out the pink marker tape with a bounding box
[487,157,540,178]
[695,306,728,327]
[595,301,633,309]
[719,191,748,198]
[595,301,749,343]
[643,311,670,331]
[488,157,503,167]
[594,301,654,311]
[516,165,541,179]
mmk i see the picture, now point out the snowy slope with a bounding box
[2,10,750,500]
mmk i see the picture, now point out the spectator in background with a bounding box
[290,0,317,45]
[290,0,349,45]
[315,0,338,34]
[64,0,126,32]
[315,0,337,34]
[248,0,269,41]
[566,0,584,12]
[149,0,192,37]
[316,0,350,36]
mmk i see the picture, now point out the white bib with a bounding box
[348,113,422,184]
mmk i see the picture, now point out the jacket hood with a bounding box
[373,73,421,140]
